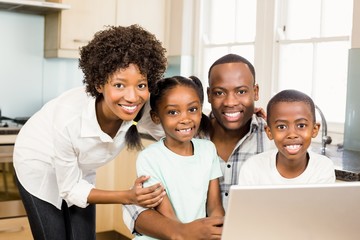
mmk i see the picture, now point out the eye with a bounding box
[114,83,124,88]
[297,123,307,129]
[138,83,147,89]
[167,110,178,116]
[237,89,247,95]
[213,91,224,96]
[189,107,198,113]
[276,124,287,130]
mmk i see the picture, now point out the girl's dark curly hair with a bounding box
[79,24,167,150]
[79,24,167,97]
[150,76,211,137]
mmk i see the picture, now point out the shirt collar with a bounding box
[249,114,261,133]
[80,97,132,142]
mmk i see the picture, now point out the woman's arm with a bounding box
[87,175,165,208]
[254,106,267,119]
[206,178,225,217]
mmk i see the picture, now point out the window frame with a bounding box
[193,0,352,144]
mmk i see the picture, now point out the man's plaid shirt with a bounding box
[219,115,273,209]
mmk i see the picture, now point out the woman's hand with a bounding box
[130,175,165,208]
[254,107,267,120]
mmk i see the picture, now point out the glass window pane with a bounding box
[313,41,350,123]
[231,45,255,65]
[235,0,257,42]
[202,45,255,85]
[202,46,230,85]
[208,0,236,43]
[321,0,353,37]
[278,43,314,94]
[202,47,230,112]
[285,0,321,39]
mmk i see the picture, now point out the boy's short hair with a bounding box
[207,54,256,84]
[266,89,316,125]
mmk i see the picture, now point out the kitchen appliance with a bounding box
[0,117,27,219]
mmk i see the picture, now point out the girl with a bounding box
[13,25,167,240]
[135,76,225,239]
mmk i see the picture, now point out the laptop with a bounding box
[222,182,360,240]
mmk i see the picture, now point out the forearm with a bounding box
[155,195,179,222]
[135,209,183,240]
[136,209,223,240]
[208,205,225,217]
[207,179,225,217]
[87,188,133,204]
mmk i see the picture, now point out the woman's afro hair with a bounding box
[79,24,167,97]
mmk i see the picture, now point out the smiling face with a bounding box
[96,64,149,123]
[207,62,259,132]
[151,85,202,150]
[265,101,320,164]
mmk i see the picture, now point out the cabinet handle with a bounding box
[0,225,24,233]
[73,39,90,43]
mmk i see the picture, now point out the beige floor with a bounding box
[97,231,130,240]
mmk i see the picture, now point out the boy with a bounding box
[238,89,335,185]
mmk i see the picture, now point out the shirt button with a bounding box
[225,192,228,196]
[227,164,231,168]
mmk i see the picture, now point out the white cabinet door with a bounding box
[116,0,166,45]
[45,0,117,58]
[0,217,33,240]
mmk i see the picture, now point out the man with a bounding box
[123,54,273,239]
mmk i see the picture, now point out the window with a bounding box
[196,0,353,143]
[275,0,353,125]
[197,0,257,90]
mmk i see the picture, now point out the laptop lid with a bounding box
[222,182,360,240]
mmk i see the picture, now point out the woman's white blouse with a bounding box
[13,87,163,209]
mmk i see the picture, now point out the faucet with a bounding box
[315,105,332,155]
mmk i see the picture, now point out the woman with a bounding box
[13,24,167,240]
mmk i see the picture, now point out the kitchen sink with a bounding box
[311,142,360,181]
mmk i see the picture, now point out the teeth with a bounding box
[178,128,191,132]
[286,145,300,150]
[121,105,137,111]
[224,112,240,117]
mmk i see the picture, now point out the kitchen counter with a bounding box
[138,134,360,182]
[311,143,360,181]
[2,133,360,181]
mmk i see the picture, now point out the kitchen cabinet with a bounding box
[44,0,117,58]
[45,0,167,59]
[0,0,70,15]
[0,217,32,240]
[116,0,166,47]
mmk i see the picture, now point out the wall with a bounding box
[343,0,360,151]
[0,11,83,119]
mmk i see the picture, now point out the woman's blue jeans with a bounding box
[16,175,96,240]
